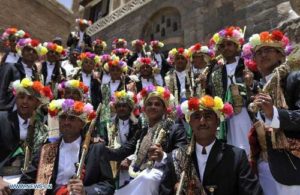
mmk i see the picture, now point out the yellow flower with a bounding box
[39,47,48,56]
[115,91,121,98]
[48,101,57,111]
[69,80,79,87]
[120,90,126,97]
[213,96,224,110]
[56,46,63,53]
[156,86,164,95]
[21,78,33,87]
[213,33,220,43]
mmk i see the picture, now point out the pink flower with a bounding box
[222,103,234,117]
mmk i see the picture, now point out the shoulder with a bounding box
[223,142,247,160]
[287,70,300,83]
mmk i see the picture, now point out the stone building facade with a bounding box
[82,0,300,52]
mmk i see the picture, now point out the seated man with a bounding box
[106,85,187,195]
[160,95,263,195]
[13,99,114,195]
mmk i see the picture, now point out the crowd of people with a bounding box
[0,18,299,195]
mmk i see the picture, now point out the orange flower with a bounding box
[74,101,84,113]
[259,32,271,42]
[200,95,215,108]
[32,81,43,92]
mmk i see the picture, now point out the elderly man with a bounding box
[13,99,114,195]
[106,85,187,195]
[160,95,262,195]
[243,30,300,195]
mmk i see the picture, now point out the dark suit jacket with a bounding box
[152,52,171,78]
[41,61,66,86]
[127,52,146,67]
[13,142,115,195]
[67,32,92,50]
[160,140,263,195]
[106,123,187,161]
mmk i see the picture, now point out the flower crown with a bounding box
[131,39,146,47]
[133,57,157,71]
[43,42,66,56]
[1,28,30,40]
[242,30,293,72]
[167,47,191,65]
[112,38,127,48]
[76,18,92,26]
[48,99,96,122]
[92,39,107,49]
[16,38,48,57]
[58,80,89,95]
[188,43,215,58]
[180,95,233,121]
[111,48,131,57]
[137,85,175,112]
[111,90,137,107]
[150,40,164,48]
[12,78,53,104]
[210,26,245,50]
[77,52,101,67]
[103,55,128,72]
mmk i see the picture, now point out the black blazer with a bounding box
[67,32,92,50]
[151,52,171,78]
[41,61,66,86]
[160,140,263,195]
[127,52,146,67]
[13,142,115,195]
[79,73,102,109]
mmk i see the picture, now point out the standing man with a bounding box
[149,40,170,78]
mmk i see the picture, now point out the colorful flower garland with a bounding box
[92,39,107,49]
[111,90,137,106]
[112,38,127,48]
[76,18,92,26]
[188,43,215,58]
[77,52,101,67]
[43,42,66,56]
[58,80,89,94]
[103,55,128,72]
[167,47,191,65]
[133,57,157,71]
[131,39,146,47]
[16,38,48,56]
[1,27,30,40]
[150,40,164,48]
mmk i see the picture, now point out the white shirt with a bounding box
[225,56,240,88]
[154,53,162,68]
[175,70,186,98]
[82,73,92,97]
[118,119,130,144]
[21,62,33,78]
[61,60,75,79]
[110,80,120,95]
[137,52,143,58]
[18,114,30,141]
[195,140,215,181]
[192,66,205,75]
[46,62,55,85]
[101,73,111,85]
[56,136,82,185]
[77,31,84,47]
[5,52,20,64]
[141,77,153,88]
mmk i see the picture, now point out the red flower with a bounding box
[222,103,233,116]
[48,109,58,117]
[141,57,151,65]
[225,27,234,37]
[88,111,96,121]
[31,39,40,47]
[133,95,138,103]
[271,30,284,41]
[42,86,53,99]
[140,88,147,97]
[133,108,140,116]
[188,97,199,111]
[177,48,184,54]
[74,101,84,113]
[24,32,30,38]
[83,86,89,93]
[194,43,201,51]
[245,59,258,72]
[163,90,170,100]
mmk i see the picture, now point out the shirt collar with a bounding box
[175,70,186,77]
[61,136,82,148]
[17,114,30,125]
[195,139,216,156]
[21,61,31,69]
[265,73,274,83]
[118,118,129,126]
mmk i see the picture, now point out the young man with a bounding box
[149,40,170,78]
[243,30,300,194]
[92,39,107,55]
[127,39,146,67]
[67,19,92,52]
[58,79,89,102]
[14,99,114,195]
[106,85,187,195]
[160,95,262,195]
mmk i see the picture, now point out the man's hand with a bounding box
[0,177,11,195]
[67,178,85,195]
[120,158,131,170]
[253,93,274,119]
[148,144,164,162]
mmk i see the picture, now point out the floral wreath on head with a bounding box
[43,42,66,57]
[242,29,293,72]
[92,39,107,49]
[103,55,128,73]
[1,28,30,41]
[58,80,89,97]
[111,48,131,57]
[12,78,53,104]
[137,85,175,113]
[48,99,96,122]
[133,57,158,72]
[16,38,48,57]
[179,95,233,122]
[188,43,215,59]
[76,18,92,26]
[77,52,101,67]
[210,26,245,51]
[111,90,137,108]
[131,39,146,47]
[167,47,191,65]
[149,40,164,49]
[112,38,127,48]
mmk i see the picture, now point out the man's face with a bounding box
[63,88,82,101]
[46,50,60,63]
[82,58,95,74]
[152,45,160,53]
[70,51,80,64]
[134,44,143,53]
[109,66,122,81]
[59,113,85,140]
[16,92,40,119]
[174,55,188,72]
[189,110,219,142]
[140,64,153,77]
[254,46,284,76]
[144,97,166,122]
[115,102,132,120]
[94,45,103,55]
[8,35,17,52]
[217,40,239,60]
[116,42,125,49]
[22,46,38,63]
[192,54,206,69]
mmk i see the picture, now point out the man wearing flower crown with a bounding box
[14,99,114,195]
[105,85,187,195]
[92,39,107,55]
[127,39,147,68]
[149,40,170,78]
[0,38,46,111]
[0,78,52,186]
[207,26,254,155]
[243,30,300,194]
[58,80,89,102]
[165,47,194,105]
[67,19,92,52]
[160,95,262,195]
[112,38,127,49]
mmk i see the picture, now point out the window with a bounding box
[161,15,165,23]
[167,18,171,27]
[89,0,109,21]
[156,24,160,33]
[173,22,178,31]
[161,28,165,37]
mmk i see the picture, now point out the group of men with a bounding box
[0,18,299,195]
